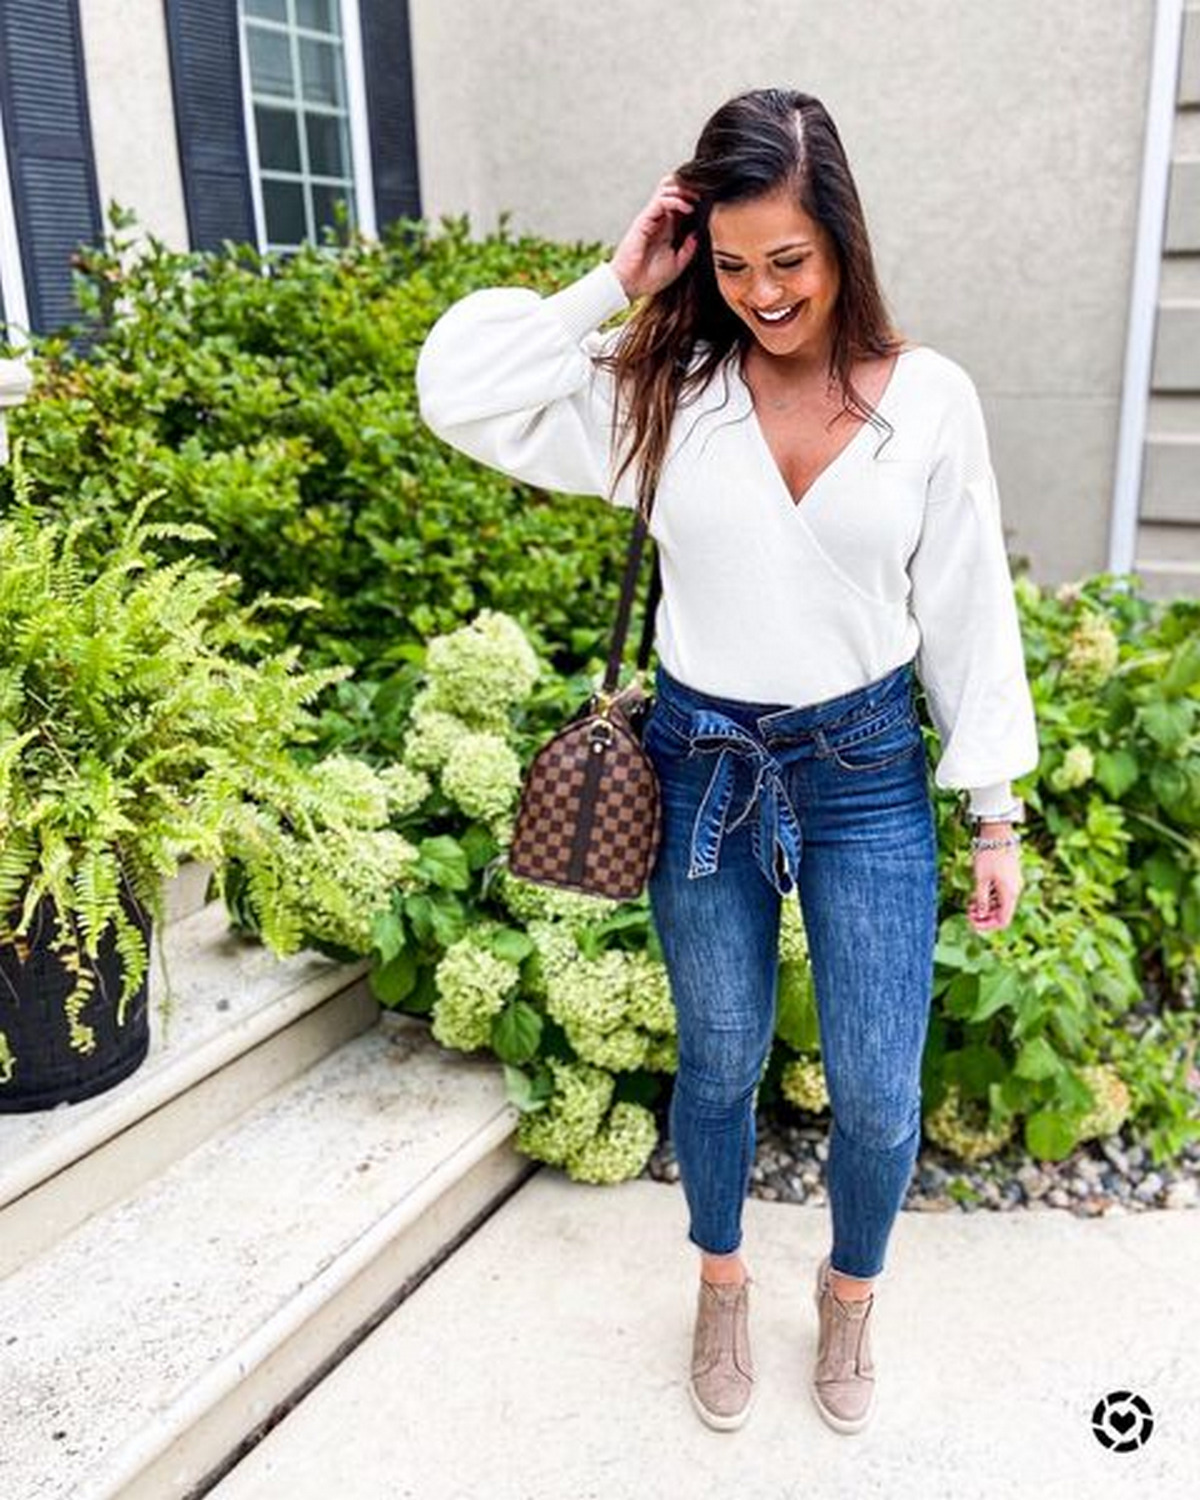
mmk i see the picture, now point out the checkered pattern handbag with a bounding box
[507,510,662,900]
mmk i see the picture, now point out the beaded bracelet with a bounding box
[970,833,1022,852]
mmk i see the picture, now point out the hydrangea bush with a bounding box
[361,599,1197,1182]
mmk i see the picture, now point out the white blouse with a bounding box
[415,259,1040,816]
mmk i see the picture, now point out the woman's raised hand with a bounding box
[610,175,702,301]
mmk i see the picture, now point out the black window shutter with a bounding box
[0,0,102,334]
[358,0,422,229]
[163,0,256,251]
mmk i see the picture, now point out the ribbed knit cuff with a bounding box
[966,781,1016,818]
[543,261,631,344]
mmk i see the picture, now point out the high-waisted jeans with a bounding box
[643,656,939,1280]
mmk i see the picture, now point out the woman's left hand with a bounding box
[966,827,1023,932]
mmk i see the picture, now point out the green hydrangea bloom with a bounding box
[1052,743,1094,791]
[1065,611,1120,682]
[516,1057,614,1166]
[424,609,541,727]
[496,868,620,926]
[543,948,631,1035]
[538,943,677,1072]
[780,1055,830,1113]
[644,1032,679,1072]
[431,927,521,1052]
[779,898,809,966]
[624,949,676,1034]
[439,731,523,822]
[524,919,581,1003]
[402,693,469,773]
[565,1100,659,1184]
[564,1021,649,1072]
[923,1081,1015,1162]
[1075,1062,1131,1140]
[224,803,420,957]
[377,762,432,817]
[302,753,392,827]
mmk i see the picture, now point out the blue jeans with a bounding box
[643,657,939,1279]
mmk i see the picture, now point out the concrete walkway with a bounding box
[211,1170,1199,1500]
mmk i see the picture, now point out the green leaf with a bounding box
[1024,1108,1078,1161]
[1013,1036,1064,1082]
[1161,633,1200,696]
[403,890,466,948]
[404,964,438,1015]
[370,908,406,965]
[956,1043,1008,1096]
[461,822,499,870]
[1093,747,1139,799]
[488,927,535,964]
[370,949,418,1006]
[969,966,1021,1022]
[503,1060,555,1112]
[942,970,981,1020]
[1138,699,1193,753]
[413,835,471,891]
[775,960,819,1051]
[491,999,543,1065]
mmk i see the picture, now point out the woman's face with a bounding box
[708,186,840,364]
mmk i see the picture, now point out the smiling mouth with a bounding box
[751,302,805,327]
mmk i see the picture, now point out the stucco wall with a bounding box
[409,0,1158,585]
[78,0,189,251]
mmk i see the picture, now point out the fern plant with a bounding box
[0,455,356,1057]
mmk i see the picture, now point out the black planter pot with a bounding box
[0,888,152,1113]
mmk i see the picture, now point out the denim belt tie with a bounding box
[679,707,804,897]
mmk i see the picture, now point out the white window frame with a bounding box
[237,0,376,253]
[0,99,30,346]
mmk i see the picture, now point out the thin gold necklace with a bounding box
[743,350,839,414]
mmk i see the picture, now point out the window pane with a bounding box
[247,27,294,98]
[299,38,343,107]
[263,178,307,246]
[305,112,348,177]
[297,0,338,35]
[245,0,287,19]
[312,181,354,237]
[256,106,301,172]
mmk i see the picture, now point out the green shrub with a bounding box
[2,208,643,733]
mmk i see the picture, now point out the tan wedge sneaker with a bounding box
[811,1253,876,1433]
[688,1275,756,1430]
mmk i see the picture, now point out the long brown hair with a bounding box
[597,88,906,525]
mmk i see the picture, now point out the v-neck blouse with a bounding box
[416,260,1040,815]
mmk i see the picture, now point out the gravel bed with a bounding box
[639,1109,1200,1215]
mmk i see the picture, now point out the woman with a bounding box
[416,87,1039,1437]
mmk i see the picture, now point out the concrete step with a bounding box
[0,1014,529,1500]
[1152,299,1200,390]
[1141,433,1200,523]
[208,1171,1199,1500]
[162,859,218,928]
[0,897,376,1276]
[1130,556,1200,600]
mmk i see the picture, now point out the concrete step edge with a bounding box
[0,979,381,1279]
[0,942,372,1213]
[79,1104,526,1500]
